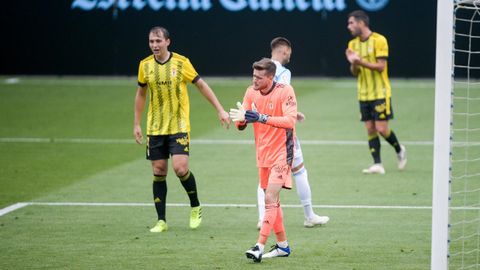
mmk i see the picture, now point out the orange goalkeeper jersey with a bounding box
[237,82,297,168]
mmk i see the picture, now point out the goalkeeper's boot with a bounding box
[189,206,202,229]
[263,244,291,258]
[397,145,407,170]
[245,245,263,263]
[150,220,168,233]
[362,163,385,174]
[304,214,330,228]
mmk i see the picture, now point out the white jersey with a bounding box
[271,60,302,167]
[272,60,291,85]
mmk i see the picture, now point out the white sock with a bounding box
[257,184,265,221]
[294,168,315,219]
[256,243,265,253]
[277,240,288,248]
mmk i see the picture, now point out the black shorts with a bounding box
[146,133,190,160]
[359,98,394,121]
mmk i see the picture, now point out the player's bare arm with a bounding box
[195,78,230,129]
[355,57,386,72]
[133,85,147,144]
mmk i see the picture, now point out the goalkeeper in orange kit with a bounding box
[229,58,297,262]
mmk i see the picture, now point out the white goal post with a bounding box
[432,0,454,269]
[432,1,480,269]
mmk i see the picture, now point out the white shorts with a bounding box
[293,136,304,168]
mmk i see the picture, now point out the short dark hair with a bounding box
[270,37,292,50]
[252,58,276,76]
[348,10,370,27]
[149,26,170,39]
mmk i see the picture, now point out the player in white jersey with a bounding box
[256,37,330,229]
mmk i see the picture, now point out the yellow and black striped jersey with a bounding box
[137,52,200,135]
[348,32,391,101]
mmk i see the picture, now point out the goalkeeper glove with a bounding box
[245,103,269,124]
[229,102,246,122]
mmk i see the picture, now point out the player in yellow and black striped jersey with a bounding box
[137,53,197,135]
[133,26,230,233]
[347,32,391,102]
[345,10,407,175]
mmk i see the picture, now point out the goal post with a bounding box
[431,0,454,269]
[432,1,480,269]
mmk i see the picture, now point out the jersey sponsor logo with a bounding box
[71,0,351,12]
[355,0,389,11]
[285,95,296,107]
[156,80,172,86]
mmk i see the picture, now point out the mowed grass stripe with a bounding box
[0,137,435,145]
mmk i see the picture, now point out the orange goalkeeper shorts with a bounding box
[258,163,292,190]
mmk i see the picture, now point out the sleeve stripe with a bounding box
[138,81,147,87]
[192,75,200,84]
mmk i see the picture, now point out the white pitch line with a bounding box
[0,203,29,216]
[23,202,434,209]
[0,137,436,146]
[2,202,478,217]
[25,202,257,208]
[21,202,480,210]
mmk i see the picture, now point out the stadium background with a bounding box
[0,0,436,77]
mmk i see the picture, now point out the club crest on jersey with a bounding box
[171,68,177,77]
[269,103,273,110]
[368,46,374,54]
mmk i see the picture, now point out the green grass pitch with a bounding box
[0,77,435,269]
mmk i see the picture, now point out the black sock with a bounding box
[382,130,401,153]
[179,171,200,207]
[368,134,381,164]
[153,175,167,221]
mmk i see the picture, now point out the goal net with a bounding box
[448,0,480,269]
